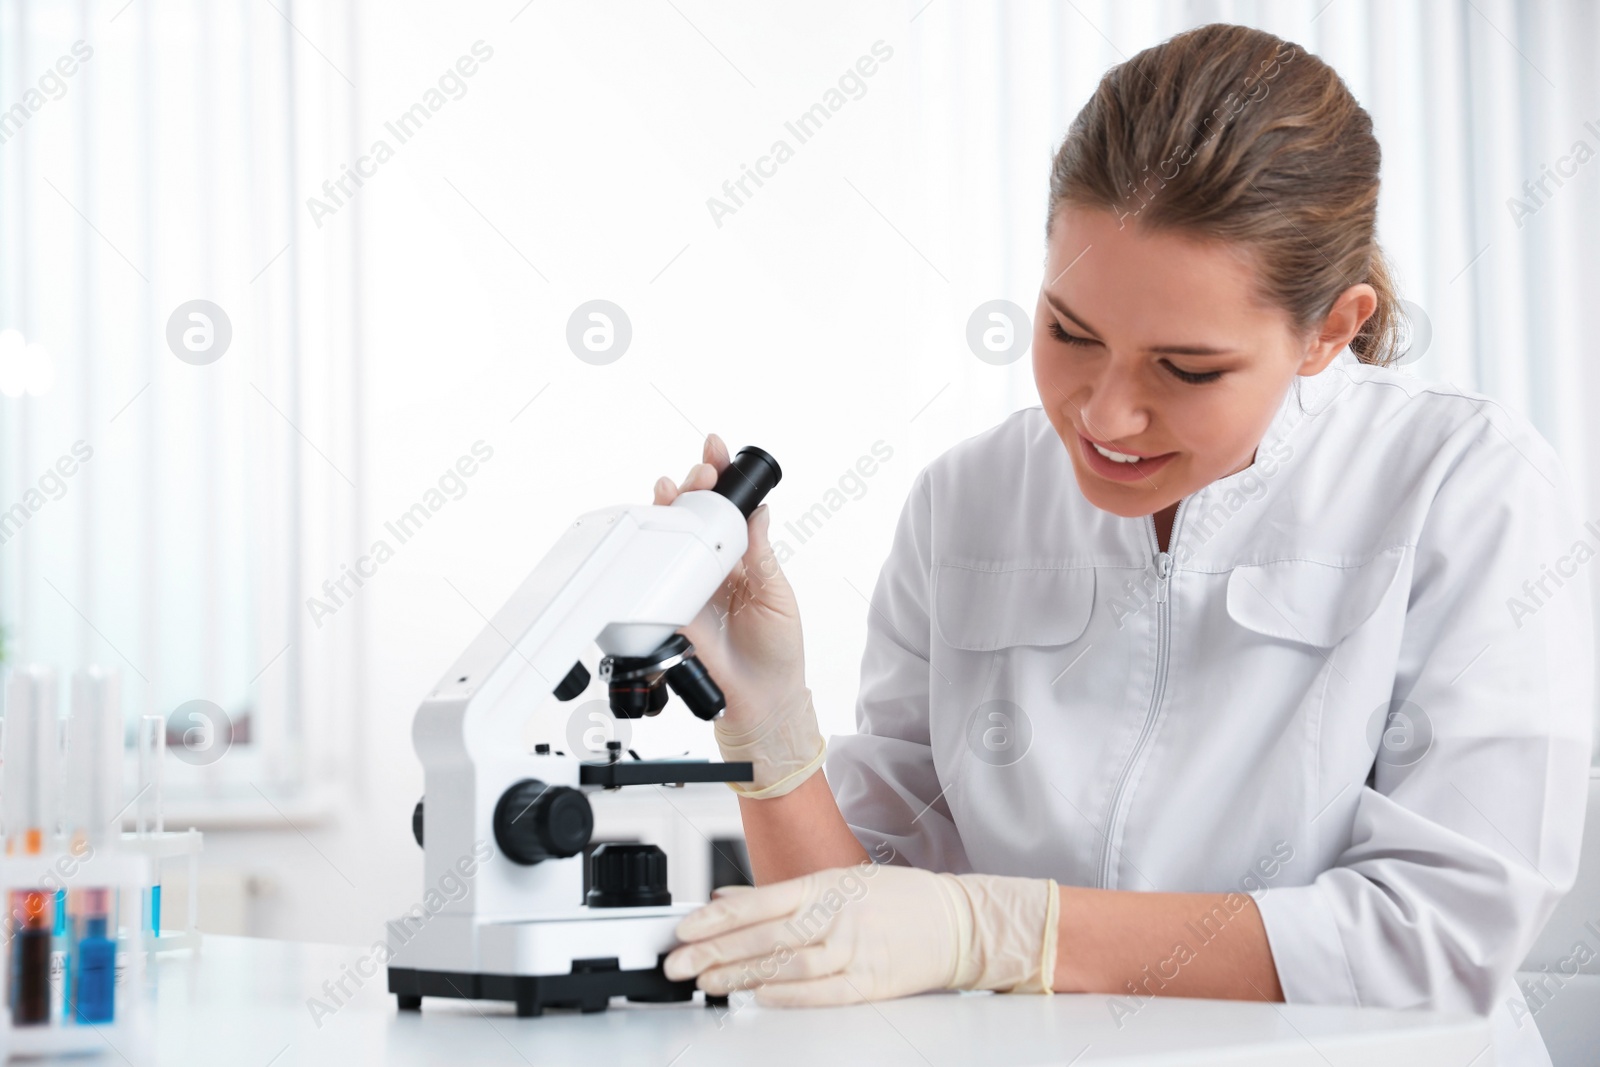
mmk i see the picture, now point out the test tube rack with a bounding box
[0,666,201,1058]
[0,846,154,1058]
[122,713,205,954]
[118,828,203,953]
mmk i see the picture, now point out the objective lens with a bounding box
[608,683,654,719]
[665,653,725,721]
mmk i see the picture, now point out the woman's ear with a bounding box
[1300,282,1378,375]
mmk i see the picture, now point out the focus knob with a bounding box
[493,779,593,865]
[587,843,671,908]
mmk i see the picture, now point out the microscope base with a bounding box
[387,957,729,1016]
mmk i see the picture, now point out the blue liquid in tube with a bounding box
[72,917,114,1024]
[52,888,67,1021]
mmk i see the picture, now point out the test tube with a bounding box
[136,715,163,837]
[64,670,124,1026]
[66,888,113,1024]
[3,667,59,855]
[51,885,66,1024]
[9,890,51,1025]
[137,716,164,938]
[3,669,60,1031]
[52,710,68,1022]
[68,669,123,847]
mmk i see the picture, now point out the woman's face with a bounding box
[1032,205,1367,520]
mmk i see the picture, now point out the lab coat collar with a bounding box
[1150,346,1355,553]
[1206,345,1351,492]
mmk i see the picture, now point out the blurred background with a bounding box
[1,0,1597,946]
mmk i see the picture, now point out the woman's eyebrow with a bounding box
[1042,290,1237,356]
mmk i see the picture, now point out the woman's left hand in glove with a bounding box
[662,863,1060,1007]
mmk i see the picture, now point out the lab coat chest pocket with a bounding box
[929,564,1096,730]
[931,564,1097,652]
[1224,547,1408,649]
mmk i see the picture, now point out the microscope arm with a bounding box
[390,446,780,1013]
[414,491,743,760]
[411,447,781,888]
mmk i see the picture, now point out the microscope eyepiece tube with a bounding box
[711,445,782,519]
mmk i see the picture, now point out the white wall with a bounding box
[220,0,1039,945]
[184,0,1600,944]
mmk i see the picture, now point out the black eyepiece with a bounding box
[712,446,782,519]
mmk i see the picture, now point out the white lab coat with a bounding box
[825,350,1596,1066]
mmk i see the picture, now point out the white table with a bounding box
[63,936,1492,1066]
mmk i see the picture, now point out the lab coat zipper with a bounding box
[1097,499,1187,889]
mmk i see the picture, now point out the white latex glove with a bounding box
[654,433,826,798]
[662,863,1060,1006]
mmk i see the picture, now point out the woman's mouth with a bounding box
[1076,431,1177,482]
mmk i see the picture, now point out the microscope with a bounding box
[386,446,781,1017]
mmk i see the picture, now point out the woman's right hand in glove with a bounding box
[653,433,826,798]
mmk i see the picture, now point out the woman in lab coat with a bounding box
[659,23,1594,1067]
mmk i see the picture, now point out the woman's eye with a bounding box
[1046,320,1097,346]
[1163,362,1223,384]
[1047,319,1223,384]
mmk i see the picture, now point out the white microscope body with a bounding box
[386,447,780,1016]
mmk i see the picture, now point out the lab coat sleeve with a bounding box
[1255,413,1597,1014]
[824,466,974,873]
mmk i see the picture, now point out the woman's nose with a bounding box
[1075,362,1150,444]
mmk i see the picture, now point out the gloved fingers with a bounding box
[694,939,850,994]
[703,432,730,470]
[743,504,778,577]
[665,912,827,980]
[673,876,811,942]
[680,461,719,493]
[655,433,725,505]
[752,973,873,1009]
[710,883,758,899]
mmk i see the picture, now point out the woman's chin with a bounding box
[1069,464,1172,519]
